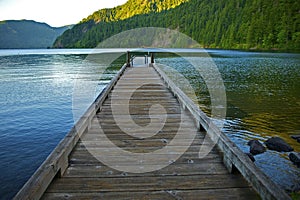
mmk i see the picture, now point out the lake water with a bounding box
[0,49,121,199]
[156,50,300,192]
[0,49,299,199]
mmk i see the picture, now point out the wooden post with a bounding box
[151,53,154,64]
[127,51,130,67]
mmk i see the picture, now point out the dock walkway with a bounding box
[41,66,258,199]
[14,55,291,200]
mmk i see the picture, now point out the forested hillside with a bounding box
[53,0,300,51]
[0,20,71,49]
[81,0,189,23]
[53,0,188,48]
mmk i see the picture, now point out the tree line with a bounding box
[53,0,300,51]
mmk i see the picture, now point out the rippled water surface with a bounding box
[157,50,300,192]
[0,49,121,199]
[0,49,299,199]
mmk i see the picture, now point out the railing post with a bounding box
[151,53,154,64]
[127,51,131,67]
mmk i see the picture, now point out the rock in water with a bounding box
[291,135,300,140]
[291,135,300,143]
[289,152,300,167]
[265,137,294,152]
[247,140,266,155]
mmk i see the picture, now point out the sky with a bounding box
[0,0,128,27]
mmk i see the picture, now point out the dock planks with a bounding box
[41,66,259,200]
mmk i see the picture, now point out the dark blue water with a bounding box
[0,49,121,199]
[0,49,299,199]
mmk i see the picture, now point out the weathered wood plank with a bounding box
[92,119,194,125]
[90,122,197,129]
[45,174,251,193]
[113,85,166,89]
[74,142,216,150]
[103,99,179,105]
[42,188,260,200]
[109,91,173,96]
[68,152,223,165]
[108,95,173,99]
[96,113,187,119]
[80,129,205,137]
[64,162,229,178]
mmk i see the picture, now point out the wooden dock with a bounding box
[14,53,291,200]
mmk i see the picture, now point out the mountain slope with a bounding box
[54,0,300,51]
[0,20,71,49]
[81,0,189,23]
[53,0,189,48]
